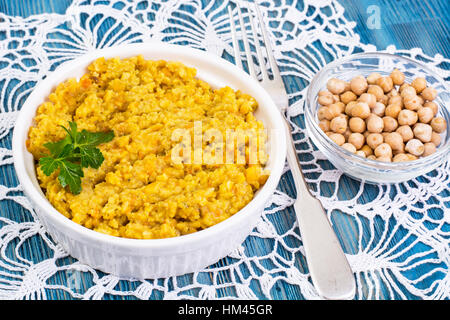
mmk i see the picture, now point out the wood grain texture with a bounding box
[339,0,450,58]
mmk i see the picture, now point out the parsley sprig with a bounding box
[39,122,114,195]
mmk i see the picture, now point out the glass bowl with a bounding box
[305,52,449,184]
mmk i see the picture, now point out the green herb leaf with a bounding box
[60,121,78,143]
[39,157,62,176]
[58,160,84,195]
[40,122,114,194]
[43,135,72,157]
[79,146,104,169]
[78,130,115,148]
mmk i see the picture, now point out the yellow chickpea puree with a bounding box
[317,68,447,162]
[26,55,269,239]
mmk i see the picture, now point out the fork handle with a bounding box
[284,120,356,300]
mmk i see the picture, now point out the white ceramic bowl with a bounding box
[12,42,287,279]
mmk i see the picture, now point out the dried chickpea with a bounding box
[367,155,377,160]
[367,85,384,101]
[318,91,334,106]
[405,154,418,161]
[335,102,346,113]
[430,131,441,146]
[330,115,348,134]
[318,90,331,96]
[350,75,368,95]
[387,88,399,98]
[351,102,371,119]
[396,125,414,142]
[405,139,424,156]
[345,101,357,115]
[388,95,403,107]
[318,120,330,132]
[430,117,447,133]
[393,153,410,162]
[416,95,424,105]
[417,107,434,124]
[343,128,352,141]
[403,95,422,111]
[366,133,384,150]
[343,81,351,92]
[349,117,366,133]
[372,102,386,117]
[318,106,333,120]
[385,104,402,118]
[341,143,357,153]
[329,133,346,146]
[366,114,384,133]
[374,143,392,158]
[360,144,373,157]
[424,101,438,116]
[355,150,366,158]
[384,132,404,152]
[380,95,389,106]
[400,85,416,98]
[367,72,382,85]
[422,142,436,157]
[399,83,410,92]
[348,132,365,149]
[332,94,340,103]
[358,93,377,108]
[328,103,344,118]
[340,91,357,104]
[398,109,418,126]
[376,76,394,93]
[390,69,405,85]
[382,116,398,132]
[411,77,427,94]
[326,78,347,95]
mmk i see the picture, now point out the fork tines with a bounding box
[227,2,282,83]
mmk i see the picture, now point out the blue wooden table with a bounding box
[0,0,448,300]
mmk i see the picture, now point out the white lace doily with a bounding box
[0,0,448,300]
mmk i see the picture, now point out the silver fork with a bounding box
[228,2,355,300]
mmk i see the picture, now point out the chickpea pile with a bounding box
[317,69,447,162]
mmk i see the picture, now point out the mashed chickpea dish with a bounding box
[26,55,269,239]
